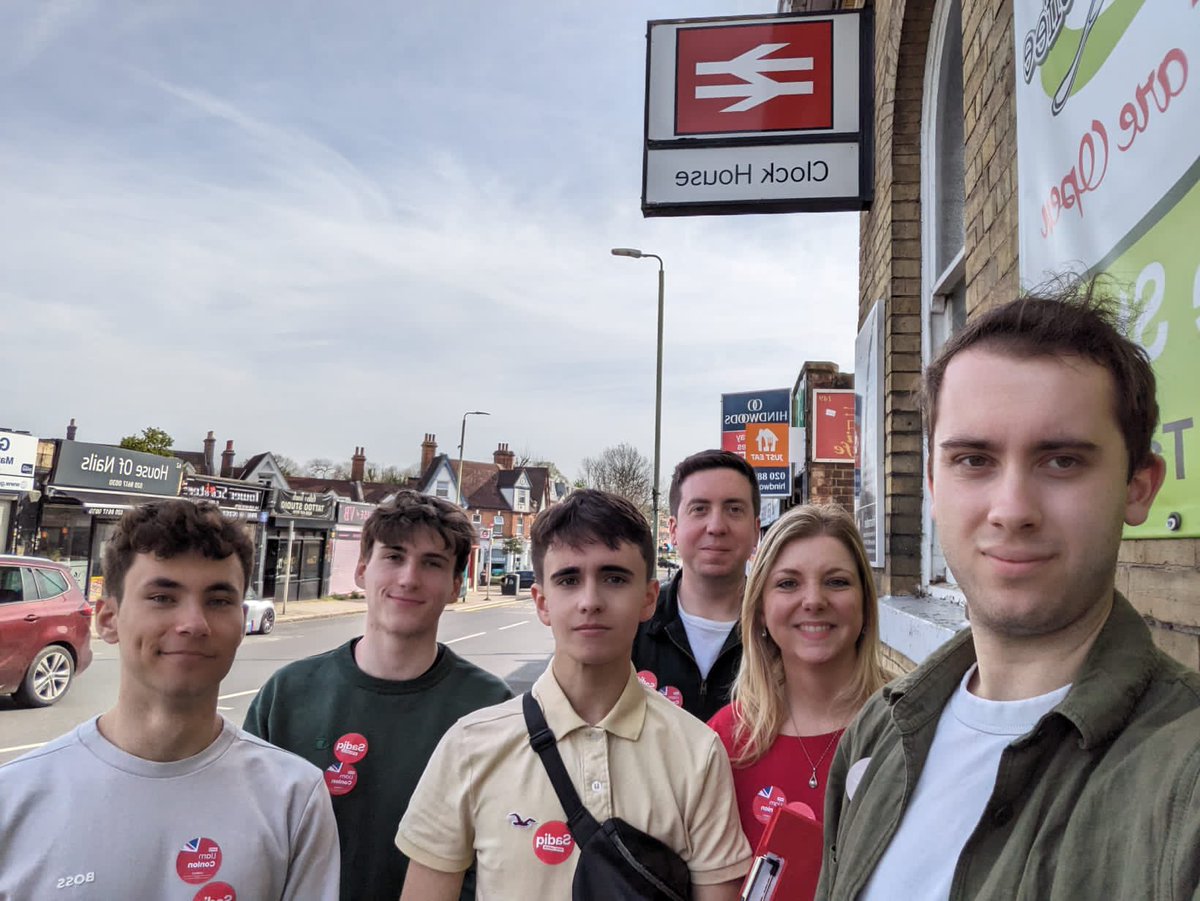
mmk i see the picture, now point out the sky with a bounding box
[0,1,860,483]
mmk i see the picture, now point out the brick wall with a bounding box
[800,363,855,510]
[961,0,1020,315]
[795,0,1200,671]
[1118,540,1200,670]
[857,0,932,600]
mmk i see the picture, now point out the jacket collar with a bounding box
[532,662,647,741]
[885,592,1159,747]
[646,570,743,654]
[645,570,683,636]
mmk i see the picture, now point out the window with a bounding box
[493,515,504,535]
[516,517,525,537]
[921,0,966,593]
[472,512,482,524]
[33,568,68,599]
[515,488,529,511]
[0,566,28,604]
[436,480,450,498]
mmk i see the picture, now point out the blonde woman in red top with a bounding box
[708,504,887,848]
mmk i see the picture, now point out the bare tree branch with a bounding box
[577,443,653,521]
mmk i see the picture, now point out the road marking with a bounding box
[217,706,233,711]
[0,741,45,755]
[218,689,260,700]
[498,621,528,631]
[450,598,530,614]
[445,631,486,645]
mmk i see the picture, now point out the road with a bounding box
[0,596,553,766]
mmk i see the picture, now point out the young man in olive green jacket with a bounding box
[817,290,1200,901]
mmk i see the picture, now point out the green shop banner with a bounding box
[1014,0,1200,539]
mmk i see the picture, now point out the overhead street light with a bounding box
[456,410,490,506]
[610,246,665,549]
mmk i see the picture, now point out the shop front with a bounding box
[0,432,39,554]
[180,475,268,588]
[264,489,336,603]
[39,441,183,599]
[330,501,374,596]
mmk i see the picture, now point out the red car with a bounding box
[0,556,94,707]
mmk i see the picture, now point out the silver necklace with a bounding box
[788,709,843,790]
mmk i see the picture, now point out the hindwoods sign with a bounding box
[53,441,183,496]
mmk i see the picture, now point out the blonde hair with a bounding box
[730,504,886,766]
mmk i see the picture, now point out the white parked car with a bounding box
[243,587,276,635]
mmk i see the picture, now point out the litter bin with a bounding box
[500,573,518,596]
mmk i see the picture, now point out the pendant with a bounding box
[809,771,819,790]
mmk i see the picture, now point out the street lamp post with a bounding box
[456,410,490,597]
[611,247,665,550]
[456,410,490,506]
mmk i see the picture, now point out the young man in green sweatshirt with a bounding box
[245,490,512,901]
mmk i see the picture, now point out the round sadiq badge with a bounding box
[194,883,237,901]
[636,670,658,690]
[532,821,575,865]
[324,761,359,796]
[333,732,369,764]
[176,837,223,885]
[753,786,788,825]
[659,685,683,707]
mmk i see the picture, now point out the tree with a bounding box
[304,458,337,478]
[577,443,653,520]
[515,448,568,484]
[119,426,175,457]
[273,455,300,477]
[376,464,417,485]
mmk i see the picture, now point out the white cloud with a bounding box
[0,1,860,481]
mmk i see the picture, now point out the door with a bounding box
[0,566,46,691]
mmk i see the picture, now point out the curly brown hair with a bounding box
[360,489,475,572]
[102,500,255,602]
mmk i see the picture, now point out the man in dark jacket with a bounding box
[632,450,760,721]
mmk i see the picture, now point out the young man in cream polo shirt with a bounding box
[397,489,751,900]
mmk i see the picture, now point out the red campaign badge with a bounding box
[532,821,575,865]
[324,761,358,796]
[659,685,684,707]
[194,883,237,901]
[334,732,369,764]
[753,785,788,825]
[176,837,223,885]
[636,670,659,690]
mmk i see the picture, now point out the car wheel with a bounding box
[259,609,275,635]
[15,646,75,708]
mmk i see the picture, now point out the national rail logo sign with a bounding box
[642,10,872,217]
[674,21,834,135]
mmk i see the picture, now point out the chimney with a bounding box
[66,418,77,441]
[221,440,235,478]
[203,431,216,475]
[351,446,366,482]
[493,442,515,470]
[420,433,437,473]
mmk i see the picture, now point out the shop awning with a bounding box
[45,486,184,516]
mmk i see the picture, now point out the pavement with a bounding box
[274,585,531,624]
[86,586,532,637]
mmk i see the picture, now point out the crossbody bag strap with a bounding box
[523,692,601,845]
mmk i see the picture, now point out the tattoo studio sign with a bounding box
[1014,0,1200,537]
[272,489,336,521]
